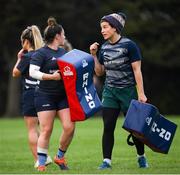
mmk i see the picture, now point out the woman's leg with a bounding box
[37,110,56,168]
[102,107,120,159]
[98,107,120,169]
[57,108,75,151]
[132,136,145,155]
[54,108,75,170]
[38,110,56,148]
[24,116,39,162]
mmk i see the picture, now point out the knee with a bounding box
[28,129,38,142]
[28,128,38,136]
[63,123,75,136]
[41,126,53,139]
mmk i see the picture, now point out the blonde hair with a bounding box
[31,25,44,50]
[21,25,44,50]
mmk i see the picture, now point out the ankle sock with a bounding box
[57,148,66,158]
[37,147,48,166]
[103,158,111,165]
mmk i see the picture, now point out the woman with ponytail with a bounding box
[12,25,52,168]
[29,17,75,172]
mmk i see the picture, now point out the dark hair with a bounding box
[21,26,34,47]
[118,12,127,21]
[44,17,63,44]
[101,12,126,34]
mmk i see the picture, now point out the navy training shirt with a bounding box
[17,51,39,90]
[99,37,142,88]
[31,46,66,95]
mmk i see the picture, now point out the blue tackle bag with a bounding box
[122,100,177,154]
[57,49,102,122]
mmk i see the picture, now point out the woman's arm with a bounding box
[90,42,105,76]
[12,58,21,77]
[12,49,25,77]
[29,64,61,81]
[131,60,147,103]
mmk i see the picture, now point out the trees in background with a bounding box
[0,0,179,116]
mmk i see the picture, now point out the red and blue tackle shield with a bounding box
[57,49,102,122]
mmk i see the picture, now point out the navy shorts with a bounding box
[22,89,37,117]
[34,90,69,112]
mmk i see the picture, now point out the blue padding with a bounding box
[123,100,177,154]
[58,49,102,119]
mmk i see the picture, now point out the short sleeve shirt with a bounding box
[99,37,142,88]
[17,51,39,90]
[31,46,66,95]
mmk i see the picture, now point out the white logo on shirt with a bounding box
[42,104,50,107]
[51,57,56,60]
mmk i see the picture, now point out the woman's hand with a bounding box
[17,49,25,59]
[51,70,61,80]
[138,93,147,103]
[90,42,99,56]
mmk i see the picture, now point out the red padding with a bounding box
[57,60,85,121]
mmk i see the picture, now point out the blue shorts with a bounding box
[22,89,37,117]
[34,90,69,112]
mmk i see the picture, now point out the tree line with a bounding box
[0,0,179,116]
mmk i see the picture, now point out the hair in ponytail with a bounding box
[31,25,44,50]
[44,17,63,44]
[21,25,44,50]
[47,17,58,26]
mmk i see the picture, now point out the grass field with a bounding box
[0,116,179,174]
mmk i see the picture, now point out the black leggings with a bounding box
[102,107,144,159]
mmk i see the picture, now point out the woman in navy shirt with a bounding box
[12,25,52,168]
[30,17,75,171]
[90,12,148,169]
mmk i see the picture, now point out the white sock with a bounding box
[137,154,145,158]
[37,147,48,154]
[103,158,111,165]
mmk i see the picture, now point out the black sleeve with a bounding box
[30,49,45,67]
[98,47,104,65]
[16,55,30,75]
[128,41,142,63]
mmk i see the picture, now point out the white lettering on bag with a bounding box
[82,72,95,109]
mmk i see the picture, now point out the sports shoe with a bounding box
[34,155,53,168]
[138,156,149,168]
[37,165,46,172]
[46,155,53,166]
[98,161,112,170]
[54,156,69,170]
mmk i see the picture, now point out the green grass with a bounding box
[0,116,180,174]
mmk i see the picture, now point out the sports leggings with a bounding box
[102,107,144,159]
